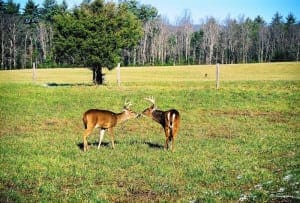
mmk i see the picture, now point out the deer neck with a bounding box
[116,111,129,124]
[151,109,165,126]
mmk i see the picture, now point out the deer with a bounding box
[141,96,180,151]
[82,101,138,152]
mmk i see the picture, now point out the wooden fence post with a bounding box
[32,62,36,81]
[216,63,220,89]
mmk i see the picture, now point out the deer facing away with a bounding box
[82,101,138,152]
[142,97,180,151]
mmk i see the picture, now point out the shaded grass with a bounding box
[0,64,299,202]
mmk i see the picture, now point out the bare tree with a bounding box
[202,17,220,64]
[39,22,47,61]
[178,10,193,63]
[2,14,22,69]
[239,16,252,63]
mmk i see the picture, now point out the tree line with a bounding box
[134,10,299,66]
[1,0,299,72]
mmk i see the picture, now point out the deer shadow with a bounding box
[144,141,164,149]
[77,141,114,151]
[46,83,94,87]
[77,141,164,151]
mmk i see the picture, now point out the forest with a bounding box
[1,0,299,71]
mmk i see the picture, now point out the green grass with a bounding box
[0,63,299,202]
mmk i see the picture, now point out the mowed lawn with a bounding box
[0,62,299,202]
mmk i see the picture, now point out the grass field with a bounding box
[0,62,299,202]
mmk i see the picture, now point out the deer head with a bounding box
[142,96,156,117]
[123,100,139,119]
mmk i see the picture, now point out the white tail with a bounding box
[142,97,180,151]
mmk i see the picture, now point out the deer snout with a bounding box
[137,113,144,118]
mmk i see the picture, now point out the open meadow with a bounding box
[0,62,299,202]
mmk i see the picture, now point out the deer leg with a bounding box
[83,128,93,152]
[164,138,169,150]
[164,127,170,150]
[171,137,175,152]
[98,129,106,149]
[108,128,115,149]
[171,122,179,152]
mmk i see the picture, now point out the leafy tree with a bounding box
[120,0,158,22]
[53,0,142,84]
[41,0,68,23]
[118,0,158,66]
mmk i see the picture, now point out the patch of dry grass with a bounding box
[0,62,299,85]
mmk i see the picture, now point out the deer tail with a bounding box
[168,112,177,137]
[82,114,87,129]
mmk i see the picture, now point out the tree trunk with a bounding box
[93,66,104,85]
[39,23,47,61]
[29,35,33,68]
[23,32,28,68]
[1,29,4,69]
[297,41,299,62]
[9,39,12,70]
[13,23,16,69]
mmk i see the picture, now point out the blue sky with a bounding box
[15,0,300,24]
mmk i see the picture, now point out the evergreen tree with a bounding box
[285,13,297,60]
[120,0,158,22]
[41,0,60,22]
[271,12,285,61]
[23,0,39,23]
[60,0,68,12]
[285,13,296,26]
[0,0,5,14]
[6,0,20,14]
[53,0,142,84]
[23,0,40,68]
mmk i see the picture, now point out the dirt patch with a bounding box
[42,118,77,131]
[205,125,235,139]
[125,189,158,202]
[112,181,159,202]
[210,110,296,123]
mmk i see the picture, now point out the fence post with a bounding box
[216,63,220,89]
[117,63,121,86]
[32,62,36,81]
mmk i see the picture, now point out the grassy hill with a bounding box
[0,63,299,202]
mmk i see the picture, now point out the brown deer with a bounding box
[142,97,180,151]
[82,101,138,152]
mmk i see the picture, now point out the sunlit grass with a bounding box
[0,62,299,85]
[0,63,299,202]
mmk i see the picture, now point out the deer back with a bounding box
[151,109,166,127]
[83,109,118,129]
